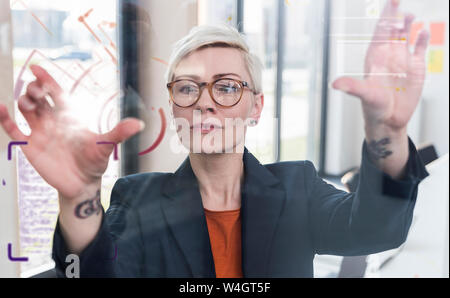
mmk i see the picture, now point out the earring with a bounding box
[250,119,257,126]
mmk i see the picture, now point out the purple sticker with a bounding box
[8,141,28,160]
[2,179,5,186]
[96,141,118,160]
[8,243,28,262]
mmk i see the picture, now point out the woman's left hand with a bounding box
[332,0,429,131]
[332,0,430,179]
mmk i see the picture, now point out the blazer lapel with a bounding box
[241,148,286,277]
[161,157,216,278]
[160,148,286,278]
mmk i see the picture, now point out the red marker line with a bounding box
[151,57,169,66]
[14,49,99,100]
[70,60,103,94]
[138,108,167,156]
[98,91,120,133]
[30,12,53,36]
[14,48,38,100]
[84,8,94,18]
[15,0,53,36]
[106,108,115,132]
[76,62,100,86]
[78,16,102,44]
[98,23,117,50]
[78,9,117,65]
[103,46,118,65]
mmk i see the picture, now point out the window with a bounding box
[280,0,326,164]
[241,0,279,164]
[200,0,328,166]
[10,0,120,276]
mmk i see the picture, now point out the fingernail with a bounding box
[29,64,38,73]
[139,120,146,131]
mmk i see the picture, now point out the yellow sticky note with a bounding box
[428,49,444,73]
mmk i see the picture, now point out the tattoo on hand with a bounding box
[368,138,393,160]
[75,190,102,219]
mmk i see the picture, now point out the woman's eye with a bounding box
[217,85,238,93]
[179,86,196,94]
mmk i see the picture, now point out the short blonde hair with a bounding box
[165,25,263,93]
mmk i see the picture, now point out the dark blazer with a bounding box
[52,137,429,277]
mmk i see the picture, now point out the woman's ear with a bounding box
[249,93,264,125]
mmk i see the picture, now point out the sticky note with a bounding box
[428,49,445,73]
[365,0,381,18]
[430,22,446,46]
[409,22,424,45]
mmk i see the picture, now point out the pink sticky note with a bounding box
[409,22,424,45]
[430,22,446,46]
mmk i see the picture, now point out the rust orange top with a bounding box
[204,207,243,278]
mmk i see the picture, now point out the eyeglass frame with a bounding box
[166,78,258,108]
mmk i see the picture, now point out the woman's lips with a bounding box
[191,123,223,134]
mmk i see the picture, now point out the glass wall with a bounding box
[10,0,120,276]
[242,0,279,164]
[280,0,326,163]
[200,0,327,165]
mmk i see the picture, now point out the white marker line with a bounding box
[330,17,402,20]
[329,34,392,36]
[338,73,407,78]
[336,40,407,43]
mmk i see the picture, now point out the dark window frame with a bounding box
[237,0,330,171]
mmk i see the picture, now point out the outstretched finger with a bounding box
[18,95,39,128]
[402,14,415,44]
[100,118,145,145]
[0,104,28,141]
[414,29,430,59]
[29,64,65,108]
[332,77,369,101]
[373,0,402,41]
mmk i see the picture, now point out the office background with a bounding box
[0,0,448,277]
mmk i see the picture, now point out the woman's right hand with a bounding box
[0,65,144,200]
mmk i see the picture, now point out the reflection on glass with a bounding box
[198,0,237,27]
[280,0,325,163]
[10,0,119,276]
[242,0,278,164]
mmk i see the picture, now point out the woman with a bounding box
[0,0,430,277]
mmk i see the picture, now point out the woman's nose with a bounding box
[194,87,216,113]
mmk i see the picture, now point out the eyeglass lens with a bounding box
[171,79,242,107]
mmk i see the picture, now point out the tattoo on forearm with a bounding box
[75,190,102,219]
[368,137,393,160]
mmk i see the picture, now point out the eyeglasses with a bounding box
[167,78,257,108]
